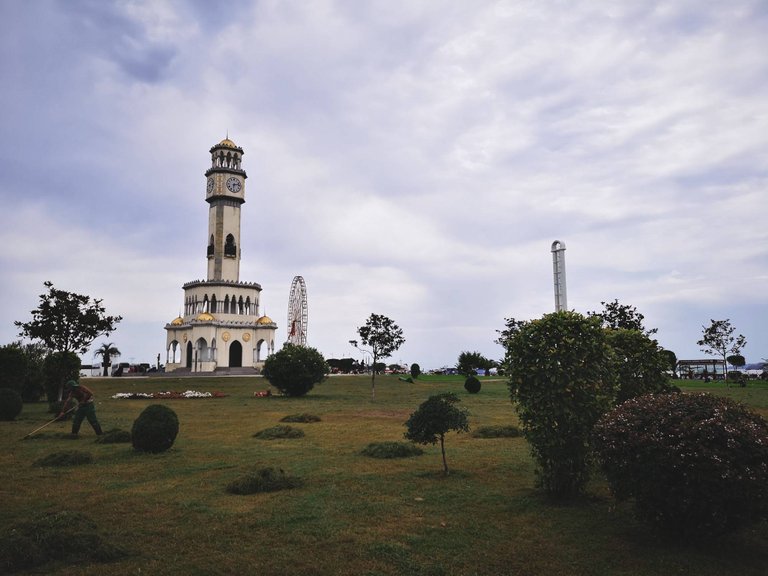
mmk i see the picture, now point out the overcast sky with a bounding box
[1,1,766,370]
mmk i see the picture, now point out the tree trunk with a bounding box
[440,434,449,475]
[370,355,377,401]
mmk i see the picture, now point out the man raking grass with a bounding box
[20,405,76,440]
[59,379,103,436]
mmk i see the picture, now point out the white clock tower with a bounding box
[164,137,277,373]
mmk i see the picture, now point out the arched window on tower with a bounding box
[224,295,230,314]
[238,296,244,315]
[207,235,214,256]
[211,295,218,313]
[245,296,251,315]
[203,295,209,313]
[224,234,237,257]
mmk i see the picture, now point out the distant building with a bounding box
[163,137,277,373]
[676,359,726,380]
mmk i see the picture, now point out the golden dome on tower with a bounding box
[256,315,274,325]
[196,312,215,321]
[219,138,237,148]
[170,316,184,326]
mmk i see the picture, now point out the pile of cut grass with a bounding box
[0,511,126,573]
[280,413,322,423]
[473,424,521,438]
[226,467,304,495]
[360,441,424,458]
[95,428,132,444]
[34,450,93,467]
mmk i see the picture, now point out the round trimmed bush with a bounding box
[0,388,23,421]
[262,344,329,397]
[464,375,481,394]
[131,404,179,453]
[593,392,768,538]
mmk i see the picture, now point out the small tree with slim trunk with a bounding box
[352,313,405,401]
[404,393,470,475]
[697,319,747,381]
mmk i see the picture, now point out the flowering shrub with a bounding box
[112,390,226,399]
[593,392,768,538]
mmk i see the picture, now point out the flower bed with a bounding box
[111,390,227,400]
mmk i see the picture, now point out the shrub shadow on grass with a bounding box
[226,467,304,495]
[253,425,305,439]
[34,450,93,467]
[0,511,127,573]
[360,441,424,459]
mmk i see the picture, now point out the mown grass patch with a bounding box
[3,375,767,576]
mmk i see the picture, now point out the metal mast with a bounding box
[551,240,567,312]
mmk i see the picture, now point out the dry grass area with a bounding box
[1,375,767,575]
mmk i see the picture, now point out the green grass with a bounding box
[1,375,767,575]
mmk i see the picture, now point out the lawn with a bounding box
[1,375,767,575]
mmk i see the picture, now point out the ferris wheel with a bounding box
[287,276,308,346]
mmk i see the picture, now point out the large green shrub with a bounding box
[262,344,329,397]
[593,392,768,538]
[505,311,617,499]
[464,375,481,394]
[131,404,179,453]
[605,329,672,402]
[0,388,23,420]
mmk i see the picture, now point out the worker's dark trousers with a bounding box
[72,402,102,435]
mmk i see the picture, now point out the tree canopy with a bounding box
[456,351,494,376]
[587,299,657,336]
[94,342,121,377]
[698,319,747,379]
[15,281,122,355]
[353,313,405,401]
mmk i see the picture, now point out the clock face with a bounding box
[226,177,242,193]
[207,178,214,193]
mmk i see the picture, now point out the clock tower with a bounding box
[204,138,246,281]
[163,136,277,374]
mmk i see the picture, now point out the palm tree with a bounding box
[94,342,121,377]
